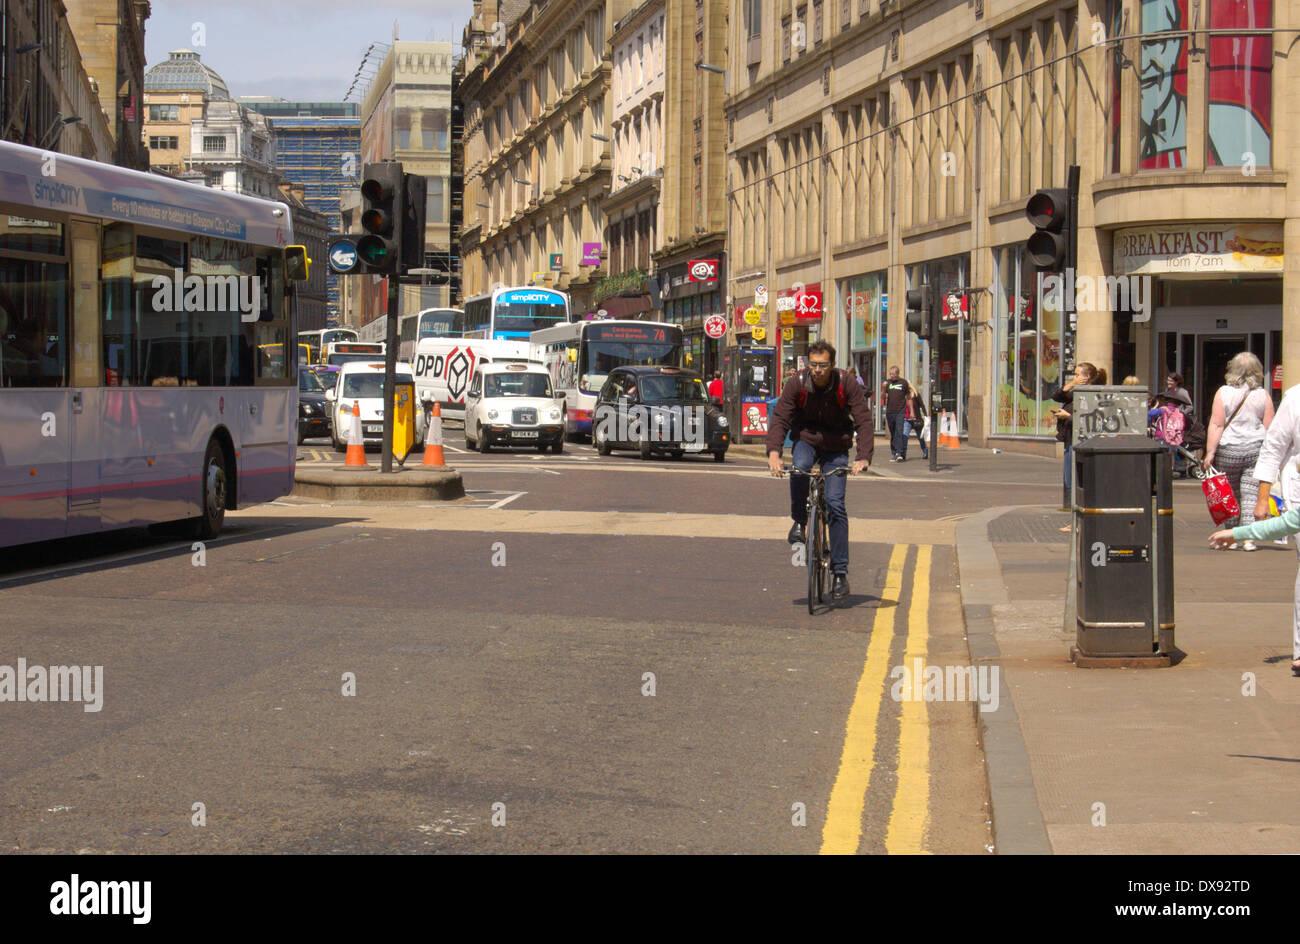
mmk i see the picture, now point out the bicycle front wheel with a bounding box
[807,500,821,614]
[817,502,831,603]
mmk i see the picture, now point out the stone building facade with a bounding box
[63,0,150,169]
[726,0,1297,452]
[357,40,459,325]
[459,0,634,316]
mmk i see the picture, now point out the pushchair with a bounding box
[1175,415,1207,479]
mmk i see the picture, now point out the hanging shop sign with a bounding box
[704,314,728,338]
[581,242,603,266]
[752,325,767,341]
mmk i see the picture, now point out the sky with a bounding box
[143,0,476,102]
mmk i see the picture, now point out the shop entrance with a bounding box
[1156,305,1282,423]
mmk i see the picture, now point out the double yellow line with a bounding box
[819,543,933,855]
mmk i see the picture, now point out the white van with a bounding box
[464,362,565,454]
[413,337,532,420]
[327,360,425,451]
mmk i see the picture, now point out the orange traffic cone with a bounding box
[939,410,962,449]
[422,402,445,466]
[345,400,368,467]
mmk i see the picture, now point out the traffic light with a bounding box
[401,172,427,272]
[1025,188,1071,270]
[905,285,935,340]
[357,162,403,273]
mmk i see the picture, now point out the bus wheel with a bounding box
[193,439,227,539]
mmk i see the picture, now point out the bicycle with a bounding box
[782,465,851,613]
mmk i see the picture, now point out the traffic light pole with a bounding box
[928,339,938,472]
[381,275,399,473]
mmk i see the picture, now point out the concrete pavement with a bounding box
[939,440,1300,854]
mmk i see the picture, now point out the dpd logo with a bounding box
[445,347,475,400]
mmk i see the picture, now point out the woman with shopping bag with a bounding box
[1202,352,1274,550]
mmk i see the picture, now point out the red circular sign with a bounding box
[704,314,727,339]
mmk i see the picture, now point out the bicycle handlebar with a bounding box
[779,465,853,478]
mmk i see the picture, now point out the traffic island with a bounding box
[292,466,465,502]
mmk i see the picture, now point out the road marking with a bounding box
[489,491,526,509]
[886,543,932,854]
[820,543,908,855]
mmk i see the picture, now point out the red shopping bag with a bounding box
[1201,468,1240,525]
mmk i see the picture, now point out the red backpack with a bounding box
[796,369,849,410]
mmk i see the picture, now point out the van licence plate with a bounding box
[364,424,382,434]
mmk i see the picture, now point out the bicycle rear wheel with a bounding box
[807,499,820,614]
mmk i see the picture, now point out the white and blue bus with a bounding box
[531,320,684,439]
[462,286,569,340]
[0,139,303,548]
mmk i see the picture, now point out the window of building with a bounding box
[814,1,823,45]
[782,15,792,62]
[1206,0,1272,167]
[842,0,852,30]
[148,136,179,149]
[428,178,444,223]
[202,136,226,153]
[992,243,1063,437]
[148,104,179,122]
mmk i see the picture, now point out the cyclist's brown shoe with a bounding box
[832,574,849,599]
[788,522,806,545]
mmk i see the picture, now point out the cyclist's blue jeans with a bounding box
[790,440,850,575]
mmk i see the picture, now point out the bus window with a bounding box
[0,255,69,388]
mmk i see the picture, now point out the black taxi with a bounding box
[592,366,730,461]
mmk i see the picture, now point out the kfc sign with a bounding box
[688,259,719,282]
[779,284,822,321]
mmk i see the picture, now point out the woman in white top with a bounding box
[1204,351,1275,548]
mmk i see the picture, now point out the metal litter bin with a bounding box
[1073,435,1174,659]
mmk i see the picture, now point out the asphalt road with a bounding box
[0,434,1023,853]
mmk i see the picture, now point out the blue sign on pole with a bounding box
[328,238,360,274]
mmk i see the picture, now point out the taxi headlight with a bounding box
[549,409,561,421]
[716,415,729,427]
[487,408,499,420]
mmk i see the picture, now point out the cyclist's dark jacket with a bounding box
[766,368,875,463]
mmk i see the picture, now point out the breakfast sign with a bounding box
[1113,223,1283,276]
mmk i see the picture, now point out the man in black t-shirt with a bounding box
[881,366,911,461]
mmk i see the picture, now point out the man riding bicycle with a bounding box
[766,340,874,600]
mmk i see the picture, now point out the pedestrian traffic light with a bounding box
[1025,187,1071,270]
[905,285,935,340]
[400,172,427,272]
[357,162,403,273]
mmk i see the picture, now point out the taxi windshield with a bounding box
[638,374,706,403]
[484,373,553,398]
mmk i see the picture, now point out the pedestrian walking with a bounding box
[881,366,911,461]
[904,380,928,459]
[707,371,723,400]
[1049,362,1106,525]
[1203,352,1274,549]
[1249,383,1300,675]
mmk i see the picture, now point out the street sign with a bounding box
[752,325,767,341]
[549,252,564,271]
[327,238,360,274]
[743,307,761,325]
[755,284,768,305]
[704,313,727,338]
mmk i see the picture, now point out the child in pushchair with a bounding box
[1149,389,1205,478]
